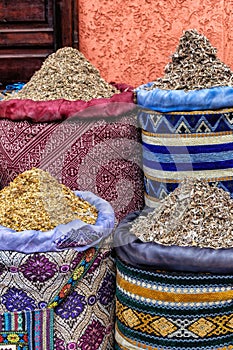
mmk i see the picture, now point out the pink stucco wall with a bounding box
[78,0,233,87]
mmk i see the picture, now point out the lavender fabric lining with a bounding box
[0,191,115,254]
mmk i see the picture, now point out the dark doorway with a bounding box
[0,0,78,86]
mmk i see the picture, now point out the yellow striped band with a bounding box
[117,274,233,303]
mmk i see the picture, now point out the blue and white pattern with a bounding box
[138,108,233,206]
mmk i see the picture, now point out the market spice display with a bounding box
[145,29,233,91]
[131,178,233,249]
[0,168,98,232]
[3,47,120,101]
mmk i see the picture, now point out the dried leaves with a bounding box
[131,178,233,249]
[4,47,120,101]
[146,29,233,91]
[0,168,98,232]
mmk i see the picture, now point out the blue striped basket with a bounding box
[137,107,233,207]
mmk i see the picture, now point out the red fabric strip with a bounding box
[0,83,136,122]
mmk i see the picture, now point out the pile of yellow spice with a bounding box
[0,168,98,232]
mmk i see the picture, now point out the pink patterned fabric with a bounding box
[0,83,134,122]
[0,113,144,222]
[0,83,144,221]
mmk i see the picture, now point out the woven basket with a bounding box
[137,107,233,207]
[114,211,233,350]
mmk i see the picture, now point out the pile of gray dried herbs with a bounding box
[131,178,233,249]
[4,47,119,101]
[146,29,233,91]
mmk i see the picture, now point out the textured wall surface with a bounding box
[78,0,233,87]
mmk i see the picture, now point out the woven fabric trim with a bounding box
[139,108,233,116]
[115,322,233,350]
[143,165,233,181]
[142,131,233,144]
[144,174,233,183]
[0,309,54,350]
[115,259,233,348]
[117,274,233,303]
[47,246,99,309]
[117,284,232,308]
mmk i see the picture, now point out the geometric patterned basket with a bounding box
[138,107,233,207]
[0,248,116,350]
[115,257,233,350]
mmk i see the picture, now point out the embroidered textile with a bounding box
[115,258,233,349]
[138,108,233,206]
[0,114,144,221]
[0,249,115,349]
[0,309,53,350]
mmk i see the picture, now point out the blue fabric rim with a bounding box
[135,84,233,112]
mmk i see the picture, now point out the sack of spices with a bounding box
[0,168,116,349]
[114,179,233,349]
[0,47,144,222]
[135,29,233,207]
[0,168,114,252]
